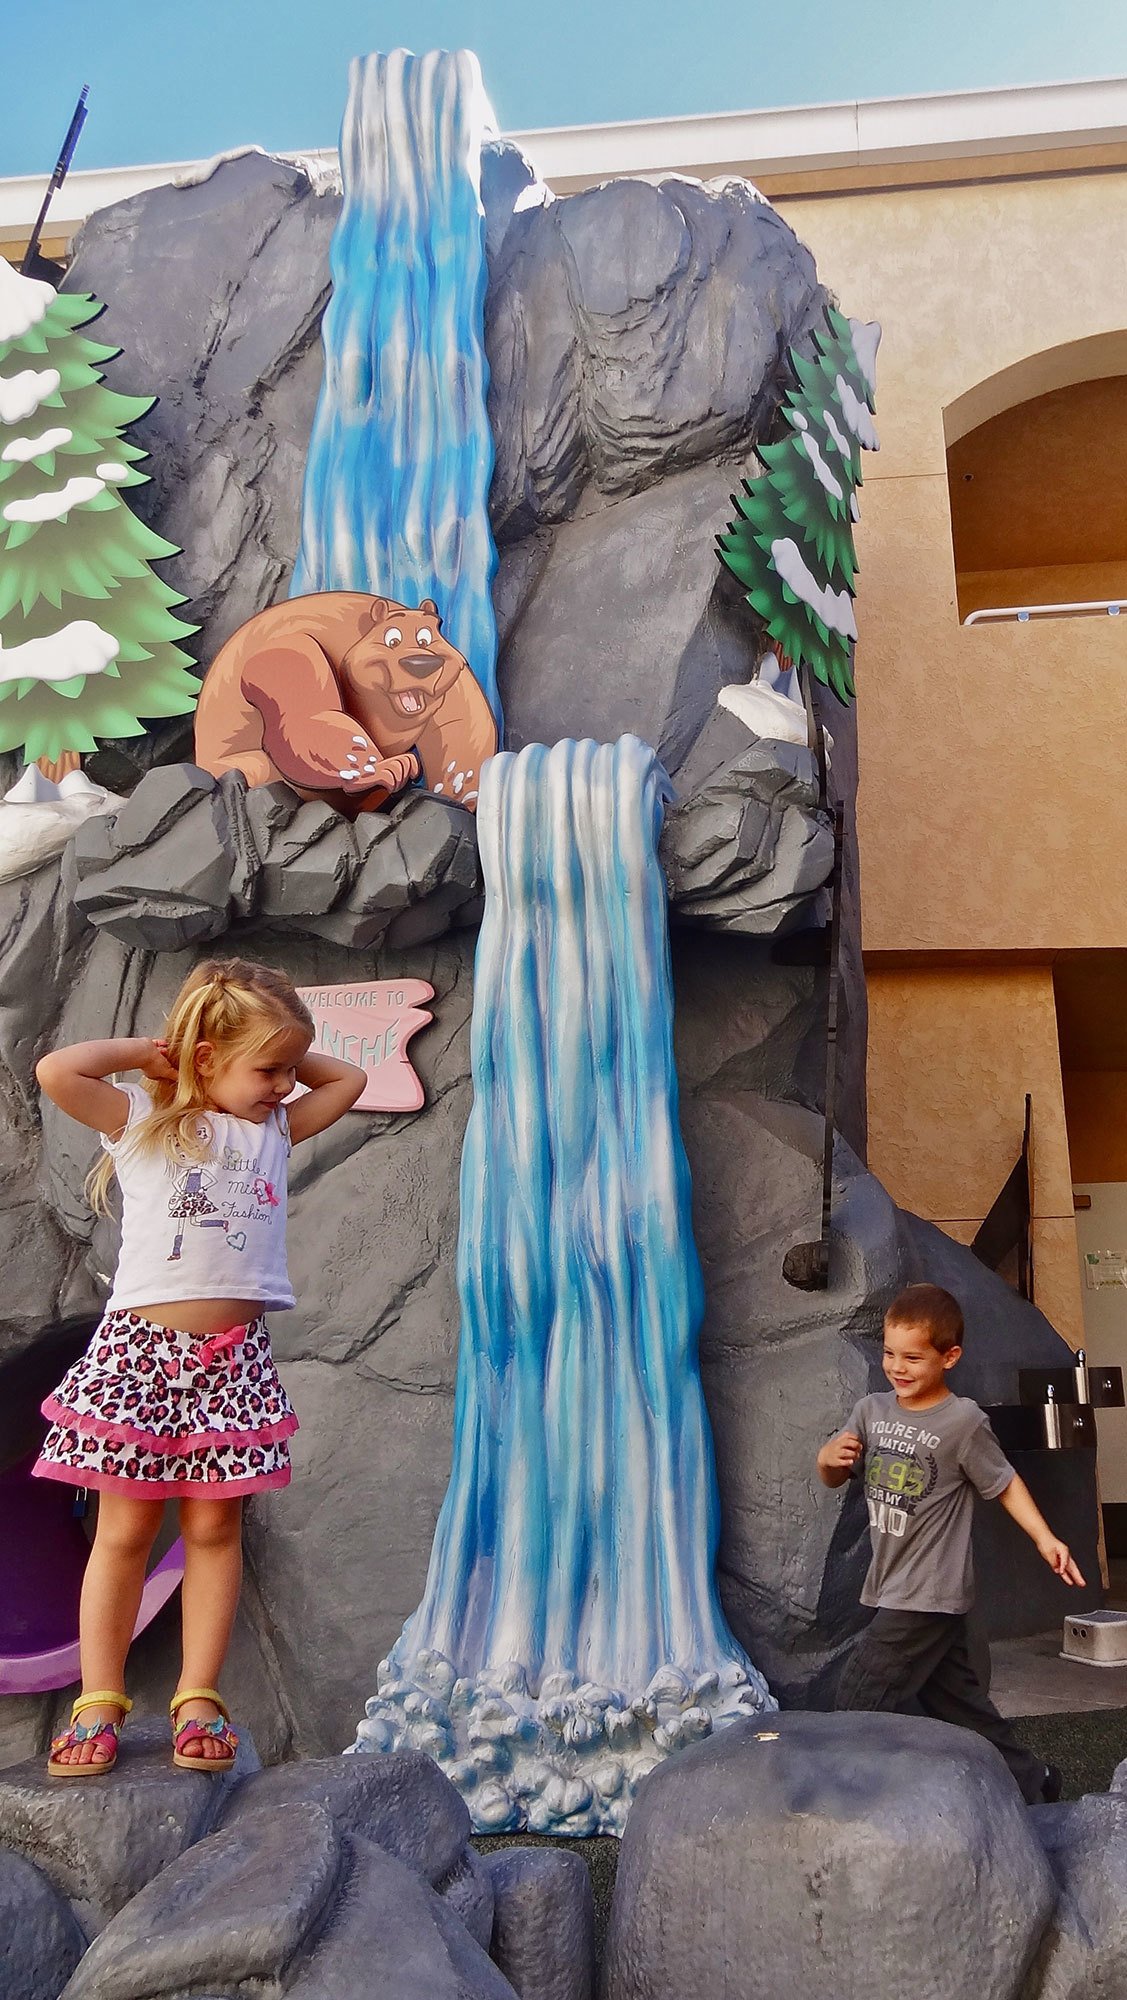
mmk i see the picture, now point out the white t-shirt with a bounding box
[102,1082,296,1312]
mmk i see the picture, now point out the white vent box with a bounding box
[1061,1611,1127,1666]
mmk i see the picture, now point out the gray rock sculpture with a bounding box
[0,1718,259,1937]
[0,1747,595,1998]
[440,1846,498,1954]
[0,143,1096,1778]
[60,1802,518,2000]
[218,1750,483,1926]
[497,466,771,774]
[602,1711,1057,2000]
[57,144,856,1103]
[663,727,834,933]
[60,155,340,690]
[485,173,822,533]
[66,767,485,954]
[484,1846,595,2000]
[1027,1794,1127,1999]
[0,1846,87,2000]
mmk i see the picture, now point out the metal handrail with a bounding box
[964,598,1126,626]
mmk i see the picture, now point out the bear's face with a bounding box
[340,598,467,749]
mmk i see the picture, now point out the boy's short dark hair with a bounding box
[884,1284,964,1354]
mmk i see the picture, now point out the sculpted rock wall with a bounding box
[0,149,1097,1772]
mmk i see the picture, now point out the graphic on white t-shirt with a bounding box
[165,1142,281,1263]
[167,1165,229,1262]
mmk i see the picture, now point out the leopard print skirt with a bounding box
[34,1308,298,1497]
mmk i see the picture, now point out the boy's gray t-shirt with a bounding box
[846,1390,1015,1614]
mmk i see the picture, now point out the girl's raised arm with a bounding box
[36,1038,174,1137]
[287,1049,366,1144]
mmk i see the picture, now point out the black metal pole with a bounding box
[782,655,844,1290]
[782,800,844,1290]
[20,85,89,278]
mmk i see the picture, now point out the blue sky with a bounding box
[5,0,1126,177]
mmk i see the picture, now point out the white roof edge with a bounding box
[2,73,1126,233]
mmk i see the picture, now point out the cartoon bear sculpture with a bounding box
[194,593,497,814]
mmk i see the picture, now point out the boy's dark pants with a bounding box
[835,1608,1047,1804]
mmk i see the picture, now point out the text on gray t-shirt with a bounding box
[846,1390,1015,1614]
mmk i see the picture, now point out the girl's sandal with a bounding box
[46,1691,133,1778]
[170,1687,239,1773]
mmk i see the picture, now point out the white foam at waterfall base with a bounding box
[349,1648,773,1836]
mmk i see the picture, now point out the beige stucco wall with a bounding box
[770,166,1127,1341]
[867,964,1084,1344]
[774,170,1127,956]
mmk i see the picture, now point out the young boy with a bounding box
[818,1282,1085,1804]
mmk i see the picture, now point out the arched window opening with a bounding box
[947,372,1127,625]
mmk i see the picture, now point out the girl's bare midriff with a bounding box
[130,1299,271,1336]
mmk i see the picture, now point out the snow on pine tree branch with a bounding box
[717,305,881,707]
[0,260,54,344]
[0,620,119,688]
[0,263,197,766]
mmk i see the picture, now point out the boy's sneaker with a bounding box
[1040,1763,1064,1804]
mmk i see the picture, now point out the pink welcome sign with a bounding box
[297,981,435,1112]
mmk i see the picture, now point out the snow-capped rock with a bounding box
[717,653,834,764]
[0,766,122,885]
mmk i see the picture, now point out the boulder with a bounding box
[1027,1794,1127,1998]
[484,1845,595,2000]
[67,745,834,955]
[67,770,484,953]
[60,1802,518,2000]
[439,1845,497,1953]
[485,175,824,534]
[218,1748,471,1891]
[663,731,833,934]
[59,1800,339,2000]
[0,1716,259,1936]
[0,1847,86,2000]
[603,1711,1056,2000]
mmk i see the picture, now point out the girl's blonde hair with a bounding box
[87,958,314,1214]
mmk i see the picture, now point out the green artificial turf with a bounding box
[1011,1705,1127,1800]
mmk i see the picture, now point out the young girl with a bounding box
[34,958,364,1777]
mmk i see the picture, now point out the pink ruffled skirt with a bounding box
[34,1308,298,1498]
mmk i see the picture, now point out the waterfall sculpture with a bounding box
[292,49,502,726]
[351,738,775,1833]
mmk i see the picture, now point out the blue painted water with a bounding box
[292,49,501,725]
[354,738,773,1833]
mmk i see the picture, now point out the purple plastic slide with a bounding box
[0,1453,184,1697]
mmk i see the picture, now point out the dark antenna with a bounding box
[20,85,90,283]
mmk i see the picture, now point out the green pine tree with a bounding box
[717,305,880,705]
[0,264,198,768]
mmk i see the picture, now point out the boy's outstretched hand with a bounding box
[1038,1535,1085,1586]
[817,1430,863,1488]
[1000,1475,1085,1585]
